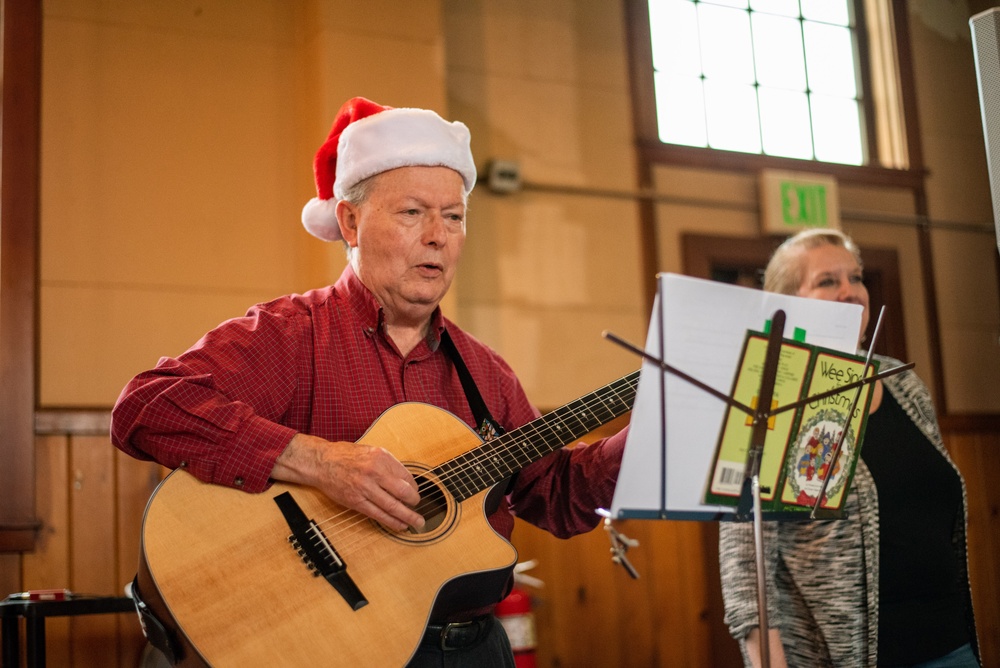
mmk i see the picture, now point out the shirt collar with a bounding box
[336,265,445,351]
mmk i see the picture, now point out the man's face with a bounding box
[337,166,467,326]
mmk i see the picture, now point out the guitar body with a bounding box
[139,402,517,667]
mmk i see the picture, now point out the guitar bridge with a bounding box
[273,492,368,611]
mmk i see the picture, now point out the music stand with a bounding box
[600,273,911,667]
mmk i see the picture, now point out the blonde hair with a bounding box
[764,229,863,295]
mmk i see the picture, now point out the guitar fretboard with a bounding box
[436,370,640,502]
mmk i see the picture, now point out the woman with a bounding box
[719,229,979,667]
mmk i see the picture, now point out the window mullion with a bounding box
[798,2,818,160]
[695,2,710,147]
[748,6,765,156]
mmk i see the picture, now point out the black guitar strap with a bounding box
[439,329,506,441]
[440,329,518,499]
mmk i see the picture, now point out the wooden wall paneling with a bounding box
[643,521,716,667]
[512,522,570,665]
[114,451,162,667]
[511,518,739,667]
[0,0,43,555]
[508,415,742,668]
[579,529,634,665]
[69,435,121,668]
[507,523,555,661]
[575,530,629,665]
[509,420,638,666]
[701,522,744,667]
[679,524,718,664]
[0,555,20,597]
[600,527,651,668]
[0,554,22,665]
[622,522,680,666]
[607,521,679,667]
[609,522,662,667]
[21,435,71,667]
[505,420,607,666]
[549,529,599,663]
[22,437,70,584]
[511,522,631,667]
[944,430,1000,668]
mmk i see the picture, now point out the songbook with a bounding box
[703,330,878,515]
[610,273,865,520]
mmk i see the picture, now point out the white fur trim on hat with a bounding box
[301,197,341,242]
[332,107,477,200]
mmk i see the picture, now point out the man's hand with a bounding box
[271,433,425,532]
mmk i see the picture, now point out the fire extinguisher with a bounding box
[496,560,541,668]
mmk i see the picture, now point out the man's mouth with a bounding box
[416,262,443,274]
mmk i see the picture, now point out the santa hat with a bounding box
[301,97,477,241]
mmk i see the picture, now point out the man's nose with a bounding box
[423,214,447,246]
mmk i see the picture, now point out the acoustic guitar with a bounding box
[136,370,638,666]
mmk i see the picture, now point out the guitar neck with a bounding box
[440,370,640,502]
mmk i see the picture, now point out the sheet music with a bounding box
[610,273,864,520]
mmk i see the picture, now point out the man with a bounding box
[112,97,629,666]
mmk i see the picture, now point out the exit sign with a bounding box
[759,170,840,234]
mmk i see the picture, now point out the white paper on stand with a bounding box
[610,273,864,520]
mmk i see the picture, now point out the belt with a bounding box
[421,615,494,651]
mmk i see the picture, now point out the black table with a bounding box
[1,596,136,667]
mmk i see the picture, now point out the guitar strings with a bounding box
[346,373,636,526]
[325,374,636,537]
[300,377,636,560]
[294,373,638,561]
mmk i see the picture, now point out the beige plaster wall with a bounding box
[441,0,998,414]
[40,0,305,406]
[908,0,1000,413]
[443,0,647,406]
[38,0,453,406]
[37,0,1000,416]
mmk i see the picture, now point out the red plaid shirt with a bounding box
[112,266,627,539]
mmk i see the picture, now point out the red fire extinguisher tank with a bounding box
[496,587,537,668]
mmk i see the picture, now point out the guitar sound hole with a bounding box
[412,475,449,534]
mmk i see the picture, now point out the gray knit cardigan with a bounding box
[718,356,979,667]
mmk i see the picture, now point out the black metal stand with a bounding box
[0,596,135,668]
[738,308,788,668]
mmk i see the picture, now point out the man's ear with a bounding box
[336,200,359,247]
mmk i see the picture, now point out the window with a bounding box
[628,0,918,182]
[649,0,865,164]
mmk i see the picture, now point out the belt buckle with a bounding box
[438,619,475,651]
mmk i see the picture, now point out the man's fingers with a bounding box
[396,474,422,507]
[370,447,421,507]
[304,441,426,530]
[358,498,410,533]
[365,486,425,531]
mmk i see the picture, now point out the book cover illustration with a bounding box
[778,349,877,512]
[703,331,878,515]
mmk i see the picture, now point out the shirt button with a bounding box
[234,477,245,487]
[179,460,188,468]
